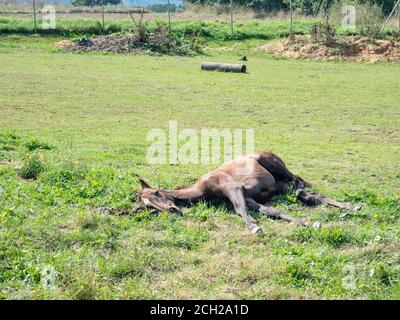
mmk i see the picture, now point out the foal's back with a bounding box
[200,152,280,183]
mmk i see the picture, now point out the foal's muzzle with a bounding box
[169,207,183,216]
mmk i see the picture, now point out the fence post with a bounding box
[381,0,400,33]
[230,0,234,36]
[101,0,105,32]
[32,0,37,34]
[289,0,293,39]
[398,0,400,31]
[168,0,171,33]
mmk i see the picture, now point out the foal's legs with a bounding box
[217,176,262,234]
[246,198,310,227]
[296,189,361,211]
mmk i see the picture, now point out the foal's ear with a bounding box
[137,176,151,189]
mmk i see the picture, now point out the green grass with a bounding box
[0,16,396,40]
[0,34,400,299]
[0,17,315,39]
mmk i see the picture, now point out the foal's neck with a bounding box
[165,183,204,202]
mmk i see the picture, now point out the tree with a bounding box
[364,0,398,15]
[316,0,336,18]
[148,3,177,13]
[183,0,397,15]
[72,0,122,6]
[185,0,288,11]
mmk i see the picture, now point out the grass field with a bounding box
[0,17,316,39]
[0,34,400,299]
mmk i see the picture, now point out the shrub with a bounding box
[17,152,45,180]
[148,3,178,13]
[72,0,121,6]
[129,21,202,55]
[309,21,336,44]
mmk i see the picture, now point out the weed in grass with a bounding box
[285,262,314,286]
[0,132,21,160]
[0,132,21,150]
[71,269,98,300]
[372,263,395,286]
[24,138,53,152]
[16,152,45,180]
[293,227,352,248]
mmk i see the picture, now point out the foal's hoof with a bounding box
[297,218,311,228]
[351,204,361,212]
[250,226,263,235]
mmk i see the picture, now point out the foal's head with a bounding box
[137,177,183,215]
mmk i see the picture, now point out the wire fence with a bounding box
[0,0,399,36]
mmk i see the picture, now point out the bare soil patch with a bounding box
[257,35,399,62]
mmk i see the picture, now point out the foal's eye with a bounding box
[154,191,161,197]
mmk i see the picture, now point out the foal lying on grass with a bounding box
[137,152,360,234]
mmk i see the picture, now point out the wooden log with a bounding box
[201,62,246,73]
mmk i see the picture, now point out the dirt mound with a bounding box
[55,33,201,56]
[55,35,138,54]
[257,35,400,62]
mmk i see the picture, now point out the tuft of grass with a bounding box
[0,132,21,160]
[285,262,314,286]
[0,132,21,149]
[0,132,54,161]
[24,138,53,151]
[293,227,353,248]
[16,152,45,180]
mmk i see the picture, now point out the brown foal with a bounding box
[137,152,360,234]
